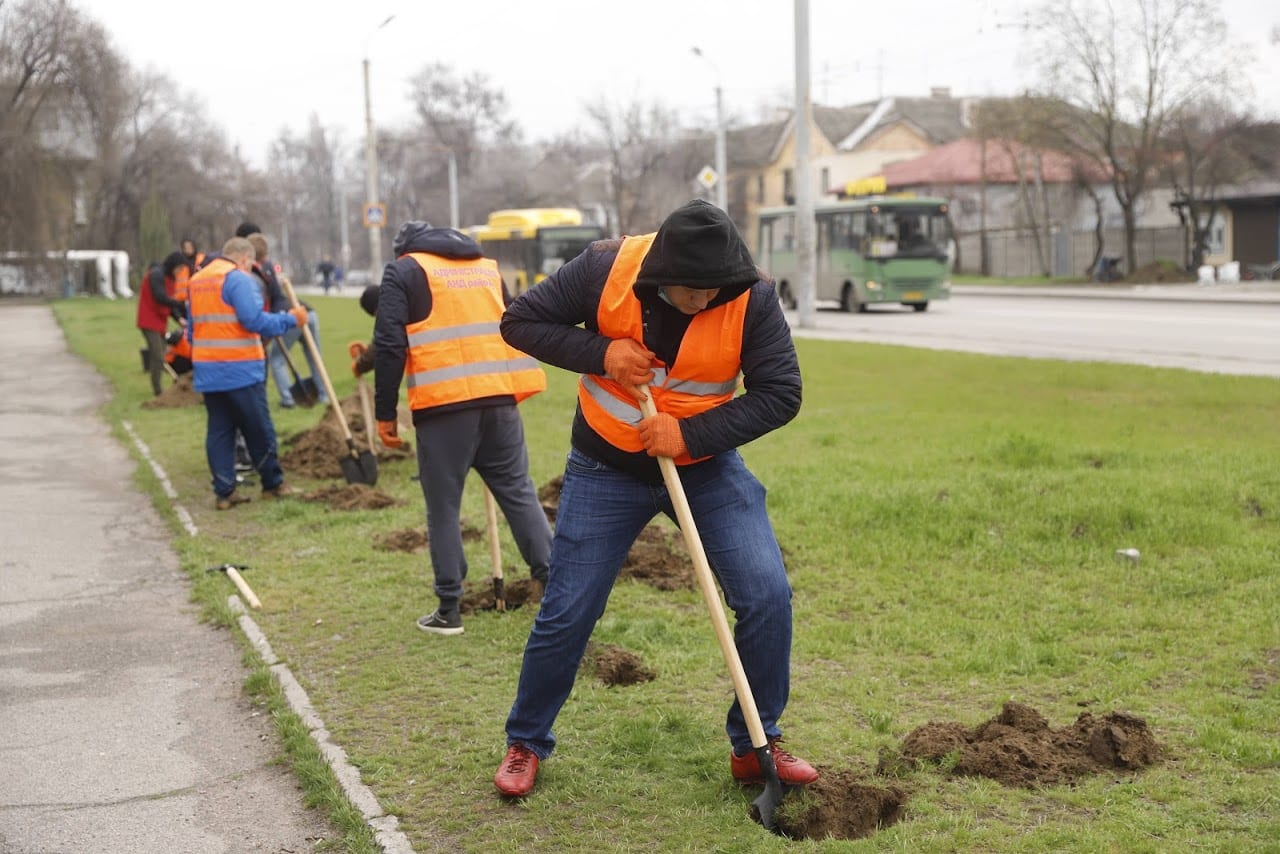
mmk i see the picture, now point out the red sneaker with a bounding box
[730,739,818,786]
[494,744,539,797]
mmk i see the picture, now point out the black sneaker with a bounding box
[416,610,463,636]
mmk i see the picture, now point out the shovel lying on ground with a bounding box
[208,563,261,609]
[279,276,377,485]
[272,337,319,408]
[483,484,505,611]
[638,386,788,834]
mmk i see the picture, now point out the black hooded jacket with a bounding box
[500,200,802,484]
[372,221,511,423]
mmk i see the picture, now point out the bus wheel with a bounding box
[908,302,929,312]
[840,283,864,313]
[778,281,797,310]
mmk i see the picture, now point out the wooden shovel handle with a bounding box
[279,276,355,443]
[225,566,262,610]
[637,387,769,751]
[484,484,502,582]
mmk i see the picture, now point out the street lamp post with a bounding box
[691,46,728,212]
[363,14,395,281]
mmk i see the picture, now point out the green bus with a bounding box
[757,196,954,312]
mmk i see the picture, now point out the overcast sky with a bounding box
[73,0,1280,168]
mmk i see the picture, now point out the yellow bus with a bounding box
[467,208,605,294]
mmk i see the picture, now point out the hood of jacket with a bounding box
[632,200,759,305]
[392,220,482,260]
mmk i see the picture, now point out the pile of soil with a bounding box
[141,373,201,409]
[459,577,543,613]
[375,527,428,552]
[580,641,655,687]
[303,483,399,510]
[537,476,694,591]
[774,770,905,841]
[883,701,1160,787]
[280,395,413,480]
[1124,260,1195,284]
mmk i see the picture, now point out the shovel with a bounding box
[483,484,505,611]
[356,374,377,456]
[207,563,261,609]
[279,276,378,485]
[637,386,787,834]
[272,337,319,408]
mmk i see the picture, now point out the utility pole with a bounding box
[692,46,728,212]
[794,0,816,328]
[363,14,395,281]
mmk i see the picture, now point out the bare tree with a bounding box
[1031,0,1232,274]
[408,62,520,178]
[582,97,689,235]
[1163,99,1251,269]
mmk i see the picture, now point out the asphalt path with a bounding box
[784,284,1280,377]
[0,303,336,853]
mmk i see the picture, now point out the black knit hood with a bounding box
[392,220,482,260]
[633,200,759,293]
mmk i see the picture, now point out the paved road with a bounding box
[0,303,335,853]
[785,284,1280,377]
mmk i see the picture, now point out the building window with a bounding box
[783,169,794,204]
[757,175,765,204]
[820,167,830,195]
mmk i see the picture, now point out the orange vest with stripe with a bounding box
[403,252,546,411]
[578,233,748,466]
[188,258,265,364]
[171,252,204,301]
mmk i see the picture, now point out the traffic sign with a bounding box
[696,165,719,191]
[362,203,387,227]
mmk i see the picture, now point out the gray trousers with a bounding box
[414,404,552,611]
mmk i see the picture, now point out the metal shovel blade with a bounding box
[747,746,789,836]
[289,377,320,408]
[340,440,378,485]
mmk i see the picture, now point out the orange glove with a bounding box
[377,419,403,449]
[637,411,686,459]
[603,338,655,396]
[347,341,367,359]
[289,306,308,328]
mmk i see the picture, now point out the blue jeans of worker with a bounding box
[504,447,793,759]
[267,310,327,406]
[203,382,284,498]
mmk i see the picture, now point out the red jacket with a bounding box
[135,265,178,332]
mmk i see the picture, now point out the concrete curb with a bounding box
[126,422,416,854]
[230,597,416,854]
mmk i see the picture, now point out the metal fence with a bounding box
[955,226,1188,278]
[0,252,133,299]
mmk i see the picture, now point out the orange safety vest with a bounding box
[402,252,546,411]
[188,258,265,364]
[171,252,205,302]
[578,233,747,466]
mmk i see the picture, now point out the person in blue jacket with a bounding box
[187,236,309,510]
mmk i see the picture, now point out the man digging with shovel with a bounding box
[492,200,817,826]
[373,220,552,636]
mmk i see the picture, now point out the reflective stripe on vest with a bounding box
[403,252,545,410]
[578,233,747,465]
[189,258,265,364]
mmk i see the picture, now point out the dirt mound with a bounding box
[774,769,906,841]
[459,577,543,613]
[537,475,563,522]
[581,641,655,687]
[303,483,399,510]
[280,396,414,480]
[1125,260,1195,284]
[375,527,427,552]
[141,373,201,408]
[885,701,1160,787]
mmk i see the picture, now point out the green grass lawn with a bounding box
[54,296,1280,852]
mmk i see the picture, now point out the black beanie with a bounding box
[633,200,758,290]
[359,285,380,317]
[235,221,261,238]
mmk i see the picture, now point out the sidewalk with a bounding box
[951,281,1280,304]
[0,304,335,852]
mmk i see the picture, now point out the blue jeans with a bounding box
[267,310,328,406]
[203,382,284,498]
[504,448,793,759]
